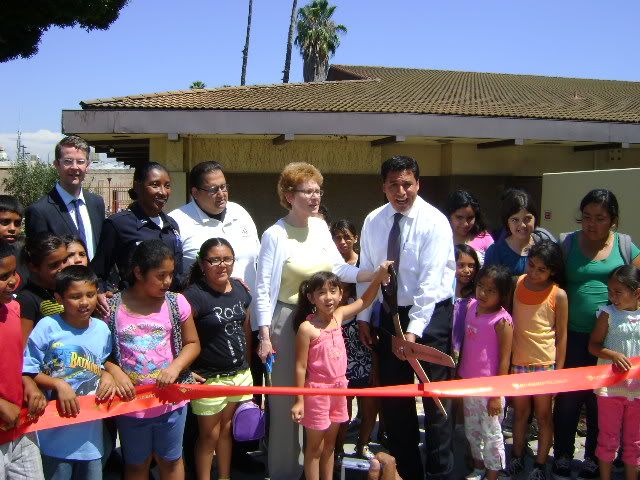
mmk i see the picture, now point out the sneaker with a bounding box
[465,468,486,480]
[576,456,599,480]
[551,456,572,480]
[508,456,525,477]
[528,467,547,480]
[356,445,375,460]
[502,406,515,438]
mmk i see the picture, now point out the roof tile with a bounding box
[80,65,640,124]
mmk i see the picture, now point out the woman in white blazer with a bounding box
[255,162,375,480]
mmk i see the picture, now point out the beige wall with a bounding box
[541,168,640,242]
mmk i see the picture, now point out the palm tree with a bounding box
[189,80,206,89]
[240,0,253,86]
[295,0,346,82]
[282,0,298,83]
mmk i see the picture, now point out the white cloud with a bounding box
[0,129,63,163]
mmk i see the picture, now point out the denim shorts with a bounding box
[116,406,187,465]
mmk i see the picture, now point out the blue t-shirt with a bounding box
[484,238,528,275]
[23,315,111,461]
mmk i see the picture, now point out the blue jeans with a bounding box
[42,456,102,480]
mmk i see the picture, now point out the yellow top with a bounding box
[512,275,558,367]
[278,222,333,304]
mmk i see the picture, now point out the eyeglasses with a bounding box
[203,256,235,267]
[61,158,87,167]
[197,183,229,195]
[293,188,324,198]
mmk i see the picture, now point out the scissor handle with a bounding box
[265,352,275,374]
[381,264,398,314]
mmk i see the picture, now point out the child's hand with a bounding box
[377,261,394,282]
[0,398,21,429]
[156,365,181,388]
[486,396,502,417]
[55,379,80,417]
[192,372,207,384]
[610,352,632,372]
[23,377,47,418]
[111,369,136,401]
[291,400,304,423]
[96,372,117,402]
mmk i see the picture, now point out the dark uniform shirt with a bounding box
[91,202,184,291]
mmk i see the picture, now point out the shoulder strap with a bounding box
[617,233,632,265]
[106,292,123,365]
[164,292,195,384]
[165,292,183,359]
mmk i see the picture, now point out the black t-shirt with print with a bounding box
[16,280,64,324]
[183,278,251,377]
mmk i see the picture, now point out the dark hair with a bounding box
[54,265,98,296]
[500,188,538,232]
[578,189,619,227]
[129,162,169,200]
[23,233,65,267]
[188,237,235,285]
[0,239,16,261]
[55,135,89,162]
[317,205,331,224]
[476,264,513,311]
[330,219,357,238]
[381,156,419,182]
[454,244,480,298]
[608,265,640,292]
[189,161,224,190]
[0,195,24,217]
[127,239,174,285]
[293,271,342,331]
[61,234,87,252]
[445,190,487,236]
[528,240,565,286]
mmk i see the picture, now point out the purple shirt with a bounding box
[458,299,512,379]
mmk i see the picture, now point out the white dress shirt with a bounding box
[356,196,455,337]
[55,183,95,260]
[169,200,260,326]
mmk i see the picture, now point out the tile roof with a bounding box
[81,65,640,124]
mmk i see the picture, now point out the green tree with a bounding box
[1,0,129,63]
[190,80,206,89]
[3,160,58,207]
[240,0,253,86]
[282,0,298,83]
[295,0,346,82]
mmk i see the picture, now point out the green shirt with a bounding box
[566,232,640,333]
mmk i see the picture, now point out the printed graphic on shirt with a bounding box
[44,343,102,396]
[119,320,172,384]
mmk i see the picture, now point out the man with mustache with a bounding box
[26,136,105,261]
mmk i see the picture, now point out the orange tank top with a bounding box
[512,275,558,367]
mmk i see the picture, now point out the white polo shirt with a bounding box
[169,200,260,327]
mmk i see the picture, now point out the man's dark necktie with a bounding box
[387,212,403,267]
[71,199,87,248]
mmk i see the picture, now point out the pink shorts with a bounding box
[300,381,348,431]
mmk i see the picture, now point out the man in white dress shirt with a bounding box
[357,156,456,480]
[168,160,264,474]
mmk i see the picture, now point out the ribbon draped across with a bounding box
[2,358,638,444]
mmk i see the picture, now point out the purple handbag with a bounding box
[232,401,265,442]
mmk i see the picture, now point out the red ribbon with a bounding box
[2,358,638,444]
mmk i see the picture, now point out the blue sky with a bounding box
[1,0,639,160]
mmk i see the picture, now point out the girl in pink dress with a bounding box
[291,263,391,480]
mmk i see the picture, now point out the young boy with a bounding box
[0,196,27,290]
[0,239,46,479]
[23,265,117,480]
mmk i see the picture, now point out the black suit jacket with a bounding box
[25,187,105,247]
